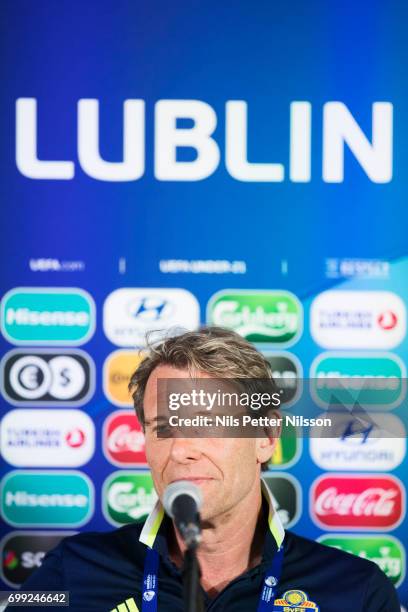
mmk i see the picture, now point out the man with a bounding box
[16,327,400,611]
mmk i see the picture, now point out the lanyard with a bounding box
[141,539,285,611]
[257,542,284,612]
[141,545,159,612]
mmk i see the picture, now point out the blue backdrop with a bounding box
[0,0,407,606]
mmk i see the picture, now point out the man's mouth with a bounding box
[169,477,214,484]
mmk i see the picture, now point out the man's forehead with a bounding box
[143,365,213,417]
[144,372,250,426]
[146,364,214,386]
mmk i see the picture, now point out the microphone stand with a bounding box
[180,524,205,612]
[182,544,205,612]
[164,483,206,612]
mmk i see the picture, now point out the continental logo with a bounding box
[1,288,95,345]
[207,290,303,346]
[103,350,145,406]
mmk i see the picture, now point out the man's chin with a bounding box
[198,499,223,525]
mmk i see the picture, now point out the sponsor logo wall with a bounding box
[3,5,408,607]
[1,349,95,406]
[317,534,405,588]
[0,285,406,602]
[0,531,76,588]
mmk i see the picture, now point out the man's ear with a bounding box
[256,411,282,465]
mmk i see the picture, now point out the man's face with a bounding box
[143,364,275,522]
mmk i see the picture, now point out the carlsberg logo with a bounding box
[108,483,156,518]
[319,535,404,587]
[207,291,302,346]
[104,472,157,525]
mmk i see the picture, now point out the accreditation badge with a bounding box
[273,589,319,611]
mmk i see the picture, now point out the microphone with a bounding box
[163,481,203,549]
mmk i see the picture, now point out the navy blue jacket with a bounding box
[18,480,400,611]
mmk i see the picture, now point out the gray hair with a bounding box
[129,326,272,425]
[129,326,279,470]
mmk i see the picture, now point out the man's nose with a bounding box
[169,436,203,463]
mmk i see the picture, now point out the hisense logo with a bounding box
[6,308,90,327]
[1,288,95,345]
[15,98,393,183]
[5,491,88,507]
[1,471,94,527]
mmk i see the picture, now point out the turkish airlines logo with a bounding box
[65,429,85,448]
[103,411,147,467]
[311,475,404,530]
[1,409,95,467]
[310,291,406,349]
[378,311,398,330]
[0,349,95,406]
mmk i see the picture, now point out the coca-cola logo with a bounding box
[103,411,147,467]
[311,475,404,530]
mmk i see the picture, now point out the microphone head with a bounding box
[163,480,203,518]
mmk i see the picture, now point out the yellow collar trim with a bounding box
[139,475,285,549]
[139,503,164,548]
[260,475,285,548]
